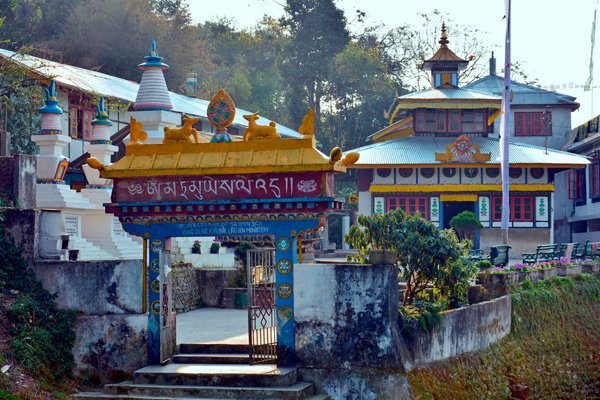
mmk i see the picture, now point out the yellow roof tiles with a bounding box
[100,137,346,178]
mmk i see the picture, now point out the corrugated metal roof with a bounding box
[0,48,302,138]
[464,75,579,109]
[347,136,589,167]
[399,86,501,101]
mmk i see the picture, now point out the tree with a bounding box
[324,41,395,150]
[395,214,469,306]
[0,50,44,155]
[449,211,482,244]
[378,10,496,91]
[280,0,350,135]
[53,0,208,91]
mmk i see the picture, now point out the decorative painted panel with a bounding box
[478,196,490,222]
[535,196,548,221]
[430,197,440,221]
[373,197,385,215]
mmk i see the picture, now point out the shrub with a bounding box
[0,228,76,381]
[396,214,475,306]
[449,211,482,243]
[344,209,406,262]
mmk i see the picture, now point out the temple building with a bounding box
[346,24,589,255]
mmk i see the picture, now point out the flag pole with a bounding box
[499,0,512,245]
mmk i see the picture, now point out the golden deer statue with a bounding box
[242,112,280,141]
[163,116,199,144]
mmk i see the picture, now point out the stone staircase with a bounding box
[74,343,328,400]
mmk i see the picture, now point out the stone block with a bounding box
[295,264,406,370]
[299,367,412,400]
[73,314,147,382]
[33,259,143,314]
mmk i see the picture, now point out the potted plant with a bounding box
[191,240,201,254]
[210,239,221,254]
[449,211,482,244]
[345,209,404,265]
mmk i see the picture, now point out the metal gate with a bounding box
[247,248,277,364]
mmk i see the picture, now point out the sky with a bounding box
[188,0,600,128]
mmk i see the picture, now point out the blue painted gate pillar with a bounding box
[274,234,299,366]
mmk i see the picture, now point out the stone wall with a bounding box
[294,263,412,400]
[401,295,512,370]
[172,263,201,313]
[0,154,36,209]
[2,209,38,261]
[32,259,147,380]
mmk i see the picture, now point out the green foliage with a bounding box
[396,214,474,306]
[0,229,76,381]
[409,274,600,399]
[0,52,44,155]
[399,301,445,333]
[344,209,406,262]
[475,260,492,270]
[449,211,482,242]
[234,241,256,265]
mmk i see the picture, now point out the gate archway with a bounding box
[88,105,357,366]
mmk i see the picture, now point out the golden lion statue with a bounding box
[298,108,314,136]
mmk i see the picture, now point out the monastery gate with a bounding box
[89,94,355,365]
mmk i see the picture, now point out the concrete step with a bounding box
[74,393,245,399]
[178,343,249,354]
[102,381,314,399]
[172,353,250,364]
[133,363,297,387]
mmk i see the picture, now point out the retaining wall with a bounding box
[401,295,512,370]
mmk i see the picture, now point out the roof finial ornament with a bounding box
[439,22,449,46]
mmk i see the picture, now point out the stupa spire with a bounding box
[91,97,113,143]
[133,40,173,111]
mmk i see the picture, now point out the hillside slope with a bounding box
[408,274,600,399]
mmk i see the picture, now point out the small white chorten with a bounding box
[128,40,180,144]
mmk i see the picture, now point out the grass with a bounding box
[408,274,600,399]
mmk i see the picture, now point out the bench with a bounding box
[470,245,511,267]
[522,244,560,265]
[572,240,592,261]
[489,245,511,266]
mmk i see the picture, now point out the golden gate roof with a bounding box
[97,137,350,178]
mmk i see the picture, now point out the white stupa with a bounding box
[128,40,180,144]
[80,97,142,260]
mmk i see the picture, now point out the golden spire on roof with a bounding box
[439,22,449,46]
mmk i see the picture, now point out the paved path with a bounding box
[177,308,248,344]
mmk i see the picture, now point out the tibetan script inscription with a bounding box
[115,172,327,203]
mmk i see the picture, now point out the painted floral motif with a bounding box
[277,283,292,299]
[277,259,292,274]
[151,278,160,293]
[480,198,488,217]
[151,239,163,253]
[150,300,161,314]
[297,180,317,193]
[276,237,291,251]
[278,306,293,323]
[150,258,160,273]
[538,198,546,217]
